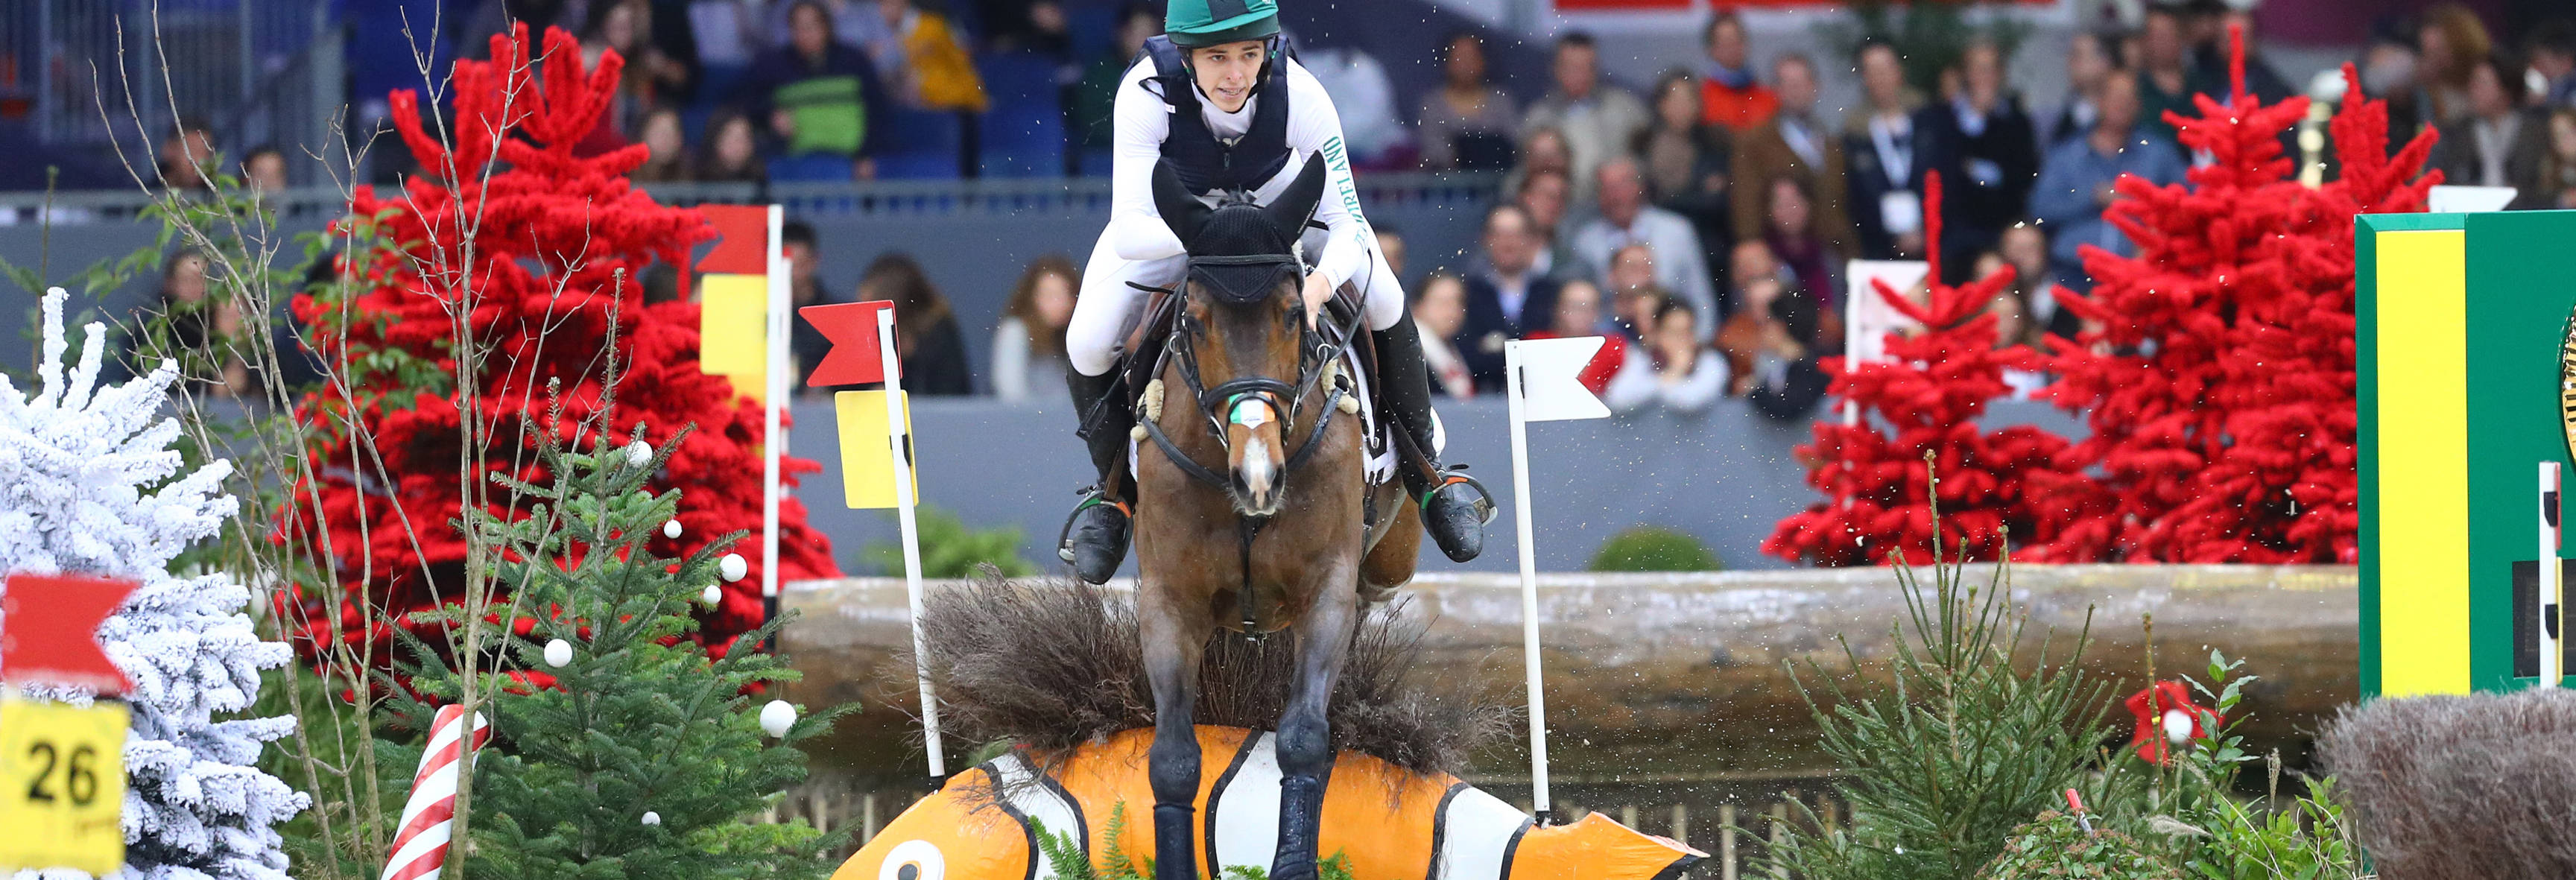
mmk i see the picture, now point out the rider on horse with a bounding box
[1057,0,1490,583]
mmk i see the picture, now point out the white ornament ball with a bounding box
[719,553,748,583]
[543,639,573,668]
[700,584,722,606]
[625,440,653,467]
[662,519,683,539]
[640,811,661,826]
[2162,708,2194,744]
[760,700,797,738]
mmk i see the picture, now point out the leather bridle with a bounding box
[1132,250,1361,498]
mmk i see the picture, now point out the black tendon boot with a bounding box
[1057,368,1134,583]
[1153,803,1198,880]
[1373,315,1493,563]
[1268,774,1326,880]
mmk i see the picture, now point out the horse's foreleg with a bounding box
[1139,587,1210,880]
[1270,566,1359,880]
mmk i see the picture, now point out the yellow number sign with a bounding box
[0,697,130,875]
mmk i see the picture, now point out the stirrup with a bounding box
[1056,487,1133,563]
[1418,466,1499,526]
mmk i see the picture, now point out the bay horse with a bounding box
[1127,157,1421,880]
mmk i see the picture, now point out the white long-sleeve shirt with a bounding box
[1105,56,1375,293]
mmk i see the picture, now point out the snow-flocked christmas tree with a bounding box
[2,288,306,880]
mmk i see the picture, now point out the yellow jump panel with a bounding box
[2373,229,2472,696]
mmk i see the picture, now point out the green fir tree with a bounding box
[1762,507,2122,879]
[389,424,850,879]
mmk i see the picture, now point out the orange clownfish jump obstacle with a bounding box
[849,579,1701,880]
[833,725,1700,880]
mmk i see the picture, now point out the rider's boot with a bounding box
[1373,314,1493,563]
[1057,367,1134,583]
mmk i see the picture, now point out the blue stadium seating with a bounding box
[976,54,1067,178]
[1077,149,1116,177]
[873,109,966,180]
[768,154,855,183]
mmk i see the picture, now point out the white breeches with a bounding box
[1066,226,1407,377]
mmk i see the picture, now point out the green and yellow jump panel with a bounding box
[2358,210,2576,697]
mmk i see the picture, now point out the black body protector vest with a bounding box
[1141,34,1294,195]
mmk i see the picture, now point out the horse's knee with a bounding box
[1274,717,1331,779]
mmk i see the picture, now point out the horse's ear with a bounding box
[1153,162,1210,246]
[1266,157,1328,244]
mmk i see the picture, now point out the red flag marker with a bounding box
[696,204,773,275]
[0,573,136,694]
[800,301,893,387]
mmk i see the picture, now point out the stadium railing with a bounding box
[0,171,1506,224]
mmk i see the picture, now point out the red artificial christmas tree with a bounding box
[2023,30,2437,563]
[281,25,838,663]
[1767,174,2073,566]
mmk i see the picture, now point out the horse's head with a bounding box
[1153,158,1327,518]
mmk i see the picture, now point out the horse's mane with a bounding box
[897,574,1508,778]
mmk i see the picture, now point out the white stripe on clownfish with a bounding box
[988,753,1085,880]
[1437,783,1531,880]
[1207,732,1285,874]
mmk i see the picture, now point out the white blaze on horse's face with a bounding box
[1227,396,1286,516]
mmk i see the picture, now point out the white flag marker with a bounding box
[1501,335,1610,823]
[1510,336,1611,423]
[877,306,945,777]
[2542,462,2562,688]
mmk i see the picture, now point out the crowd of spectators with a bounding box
[1386,1,2576,420]
[136,1,2576,417]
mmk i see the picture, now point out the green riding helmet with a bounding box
[1165,0,1280,48]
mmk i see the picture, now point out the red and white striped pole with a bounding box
[2543,463,2563,688]
[382,704,493,880]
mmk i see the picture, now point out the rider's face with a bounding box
[1189,40,1268,113]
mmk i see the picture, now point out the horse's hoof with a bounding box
[1063,502,1132,583]
[1425,483,1487,563]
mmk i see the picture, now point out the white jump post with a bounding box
[1501,336,1610,825]
[2542,461,2562,687]
[1504,344,1551,823]
[762,206,785,612]
[877,306,946,778]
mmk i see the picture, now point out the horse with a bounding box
[1122,157,1423,880]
